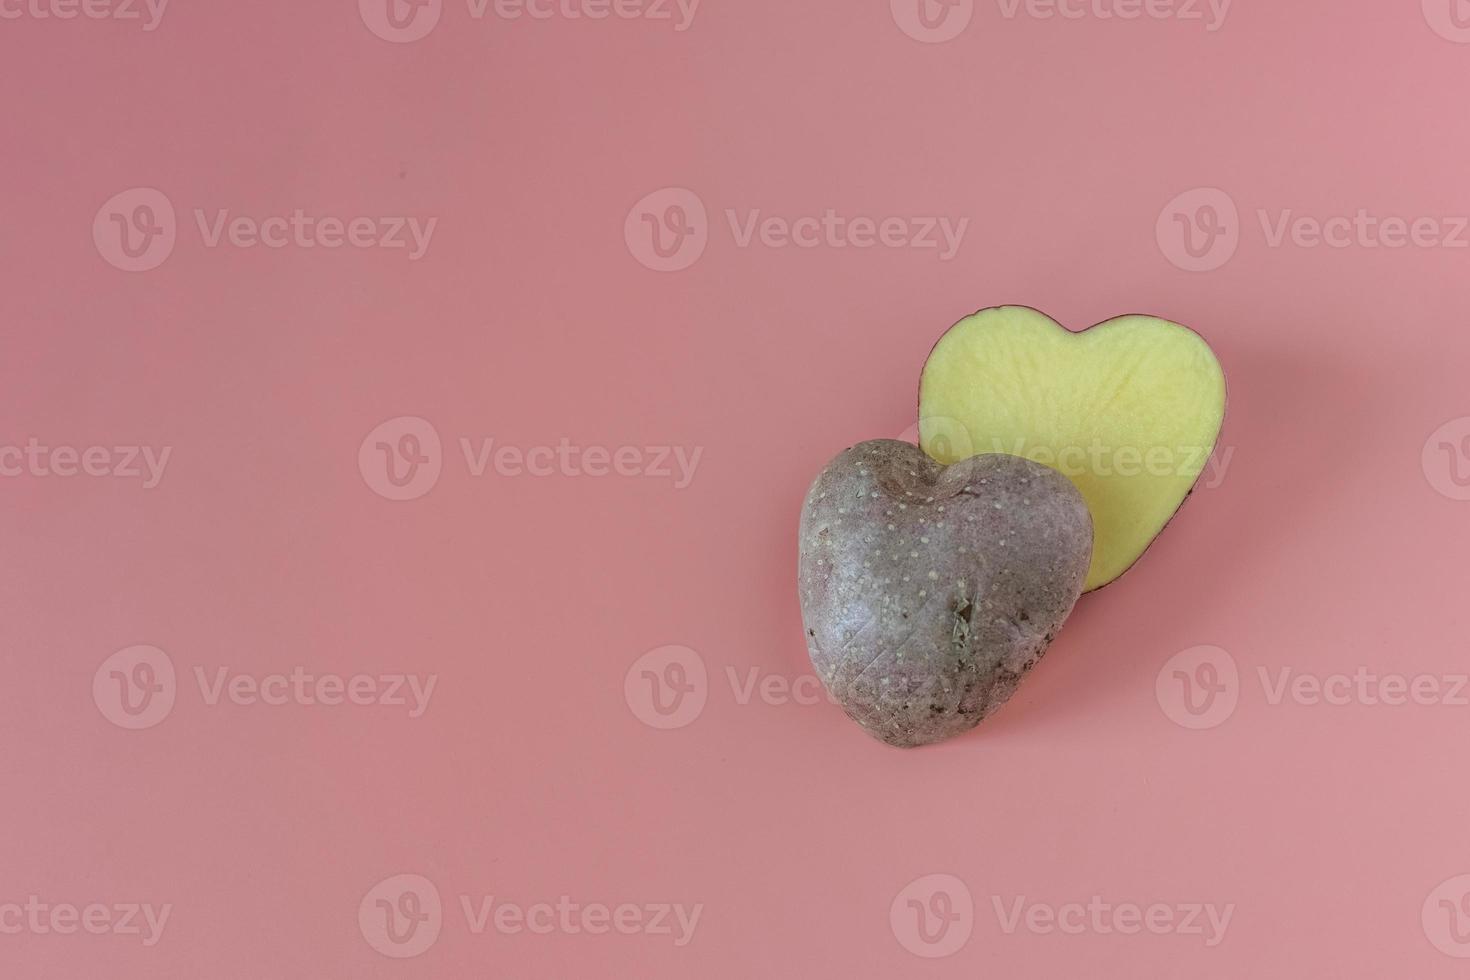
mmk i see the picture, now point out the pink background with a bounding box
[5,0,1470,976]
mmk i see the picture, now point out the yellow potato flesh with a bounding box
[919,306,1226,591]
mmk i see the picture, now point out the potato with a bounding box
[919,306,1226,590]
[798,440,1092,747]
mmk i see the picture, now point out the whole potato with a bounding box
[798,440,1092,747]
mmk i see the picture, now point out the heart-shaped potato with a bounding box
[919,306,1226,590]
[798,440,1092,747]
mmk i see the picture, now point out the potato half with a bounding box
[918,306,1226,591]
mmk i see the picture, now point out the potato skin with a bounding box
[798,440,1092,747]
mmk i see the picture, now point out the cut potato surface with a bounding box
[918,306,1225,591]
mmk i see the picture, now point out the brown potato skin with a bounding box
[798,440,1092,747]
